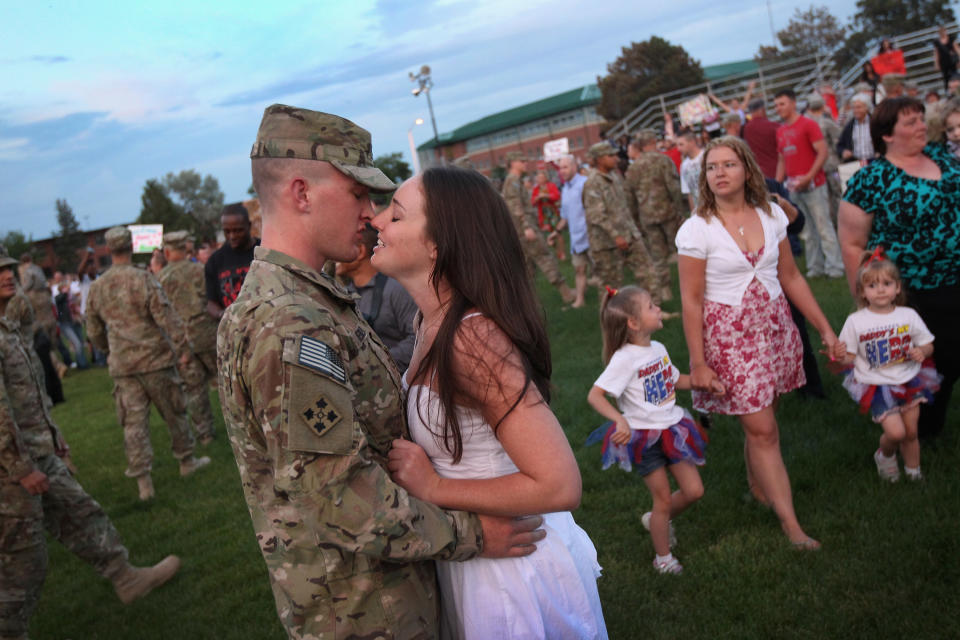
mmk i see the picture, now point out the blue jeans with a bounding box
[791,184,843,277]
[59,320,89,369]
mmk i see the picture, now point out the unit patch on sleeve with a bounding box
[298,336,347,383]
[301,396,342,436]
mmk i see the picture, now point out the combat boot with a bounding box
[179,455,211,477]
[558,283,576,305]
[137,474,155,501]
[113,555,181,604]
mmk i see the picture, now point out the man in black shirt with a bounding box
[204,203,260,320]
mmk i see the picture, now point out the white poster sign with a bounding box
[128,224,163,254]
[543,137,569,162]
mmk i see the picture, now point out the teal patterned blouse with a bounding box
[842,143,960,291]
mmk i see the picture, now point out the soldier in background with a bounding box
[582,141,659,301]
[159,230,218,445]
[85,227,210,501]
[0,254,180,640]
[805,94,843,225]
[624,130,684,303]
[220,105,543,639]
[501,151,575,304]
[13,253,64,402]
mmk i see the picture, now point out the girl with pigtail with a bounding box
[586,285,722,575]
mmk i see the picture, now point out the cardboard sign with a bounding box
[128,224,163,254]
[543,137,569,162]
[677,94,717,127]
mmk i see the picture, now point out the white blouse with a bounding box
[675,204,789,306]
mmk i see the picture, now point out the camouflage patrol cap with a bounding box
[105,226,132,252]
[163,230,191,251]
[0,244,18,269]
[504,150,528,164]
[251,104,396,193]
[633,129,657,145]
[588,141,618,159]
[806,93,825,109]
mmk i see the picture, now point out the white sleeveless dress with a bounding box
[403,358,607,639]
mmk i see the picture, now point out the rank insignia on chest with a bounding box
[297,336,347,384]
[301,397,342,436]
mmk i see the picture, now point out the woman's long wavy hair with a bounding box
[410,166,552,463]
[695,136,772,219]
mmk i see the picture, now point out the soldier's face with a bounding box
[308,167,375,264]
[370,176,435,281]
[0,267,16,302]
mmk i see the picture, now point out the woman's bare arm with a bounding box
[837,200,873,297]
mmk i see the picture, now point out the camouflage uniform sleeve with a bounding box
[0,361,34,480]
[239,321,482,563]
[505,178,538,231]
[583,180,622,240]
[146,273,191,357]
[84,285,108,353]
[662,157,683,211]
[623,165,641,222]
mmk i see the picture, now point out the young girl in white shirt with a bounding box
[587,285,722,575]
[831,248,941,481]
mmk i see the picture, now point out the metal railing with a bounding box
[606,21,960,139]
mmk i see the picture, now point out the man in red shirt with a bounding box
[774,89,843,278]
[742,98,780,179]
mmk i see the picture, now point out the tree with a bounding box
[52,198,86,272]
[1,230,32,261]
[755,5,845,62]
[137,179,192,230]
[837,0,956,67]
[597,37,704,122]
[161,170,225,242]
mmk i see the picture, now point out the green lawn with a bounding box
[34,266,959,639]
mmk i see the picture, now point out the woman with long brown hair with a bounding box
[371,166,606,639]
[676,136,838,549]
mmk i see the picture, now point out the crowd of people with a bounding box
[1,27,959,640]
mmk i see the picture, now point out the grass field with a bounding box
[33,265,959,640]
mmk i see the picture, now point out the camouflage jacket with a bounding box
[159,259,218,354]
[501,173,540,237]
[85,264,189,377]
[6,290,36,341]
[624,152,683,224]
[18,263,55,335]
[217,247,482,640]
[582,169,641,251]
[0,316,61,481]
[810,113,842,172]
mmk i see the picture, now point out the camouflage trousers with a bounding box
[0,455,128,637]
[112,368,195,478]
[641,217,681,291]
[825,169,842,226]
[178,351,217,441]
[590,242,658,301]
[521,232,565,288]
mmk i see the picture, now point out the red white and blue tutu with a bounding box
[585,409,708,473]
[842,360,942,423]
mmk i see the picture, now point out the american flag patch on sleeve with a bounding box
[298,336,347,384]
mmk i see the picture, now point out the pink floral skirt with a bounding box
[693,279,805,415]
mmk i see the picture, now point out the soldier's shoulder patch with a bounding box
[354,325,366,345]
[297,335,347,384]
[300,395,343,437]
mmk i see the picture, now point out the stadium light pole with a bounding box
[409,65,439,145]
[408,118,424,175]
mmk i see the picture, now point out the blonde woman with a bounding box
[675,136,838,549]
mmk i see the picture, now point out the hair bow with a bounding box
[865,245,885,265]
[605,285,618,297]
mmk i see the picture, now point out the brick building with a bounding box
[417,84,605,174]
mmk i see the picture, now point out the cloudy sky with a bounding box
[0,0,860,239]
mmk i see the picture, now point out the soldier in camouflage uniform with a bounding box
[624,129,684,302]
[0,255,180,640]
[159,230,218,445]
[805,94,843,225]
[501,151,576,304]
[220,104,543,640]
[85,227,210,501]
[582,142,659,301]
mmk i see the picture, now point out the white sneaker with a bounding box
[179,455,211,477]
[641,511,676,548]
[652,556,683,575]
[874,449,900,482]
